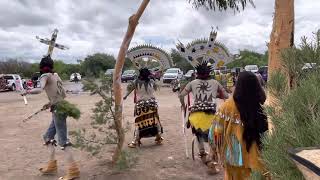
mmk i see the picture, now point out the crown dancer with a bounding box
[22,55,80,180]
[124,68,163,147]
[176,29,230,174]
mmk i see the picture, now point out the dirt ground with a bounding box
[0,82,223,180]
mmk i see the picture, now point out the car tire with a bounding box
[11,84,16,91]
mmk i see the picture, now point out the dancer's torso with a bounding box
[135,79,156,101]
[40,73,66,105]
[185,79,221,104]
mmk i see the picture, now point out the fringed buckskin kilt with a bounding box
[134,98,163,138]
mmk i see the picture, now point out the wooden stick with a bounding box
[112,0,150,164]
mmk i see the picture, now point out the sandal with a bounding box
[198,151,209,158]
[206,161,220,175]
[155,136,164,145]
[128,141,141,148]
[198,152,209,164]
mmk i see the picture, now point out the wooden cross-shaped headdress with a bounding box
[36,29,69,57]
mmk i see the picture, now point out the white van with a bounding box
[244,65,259,73]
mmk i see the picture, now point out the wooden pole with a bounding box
[268,0,295,76]
[112,0,150,164]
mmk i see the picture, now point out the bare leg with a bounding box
[155,122,164,144]
[197,136,206,155]
[48,143,56,161]
[128,128,141,148]
[64,146,75,164]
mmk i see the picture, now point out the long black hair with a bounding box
[139,68,151,82]
[196,62,211,80]
[233,71,268,152]
[137,68,152,91]
[39,55,54,74]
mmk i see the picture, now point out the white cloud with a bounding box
[0,0,318,63]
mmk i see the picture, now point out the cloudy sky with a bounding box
[0,0,319,63]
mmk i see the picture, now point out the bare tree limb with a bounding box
[112,0,150,164]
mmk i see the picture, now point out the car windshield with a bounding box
[123,70,135,74]
[4,76,13,80]
[166,69,178,73]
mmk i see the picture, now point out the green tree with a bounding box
[0,59,36,78]
[226,50,268,69]
[171,49,194,73]
[188,0,254,11]
[123,57,134,70]
[81,53,116,77]
[255,30,320,180]
[65,64,81,75]
[70,75,135,169]
[53,60,69,80]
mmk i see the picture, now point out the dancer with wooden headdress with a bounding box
[177,30,229,174]
[124,45,173,148]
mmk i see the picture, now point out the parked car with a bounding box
[105,69,115,76]
[3,74,24,91]
[302,63,317,70]
[244,65,259,73]
[184,70,196,80]
[162,68,183,84]
[258,66,268,82]
[121,70,137,82]
[231,67,243,75]
[70,73,81,82]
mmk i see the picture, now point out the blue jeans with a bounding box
[43,112,68,147]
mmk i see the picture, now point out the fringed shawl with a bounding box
[209,98,265,172]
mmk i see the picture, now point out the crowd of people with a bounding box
[22,53,269,179]
[122,61,269,179]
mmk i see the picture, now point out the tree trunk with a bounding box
[112,0,150,165]
[268,0,295,76]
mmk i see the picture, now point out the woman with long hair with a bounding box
[124,68,163,148]
[209,71,269,179]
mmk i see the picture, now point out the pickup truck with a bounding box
[162,68,183,84]
[2,74,25,91]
